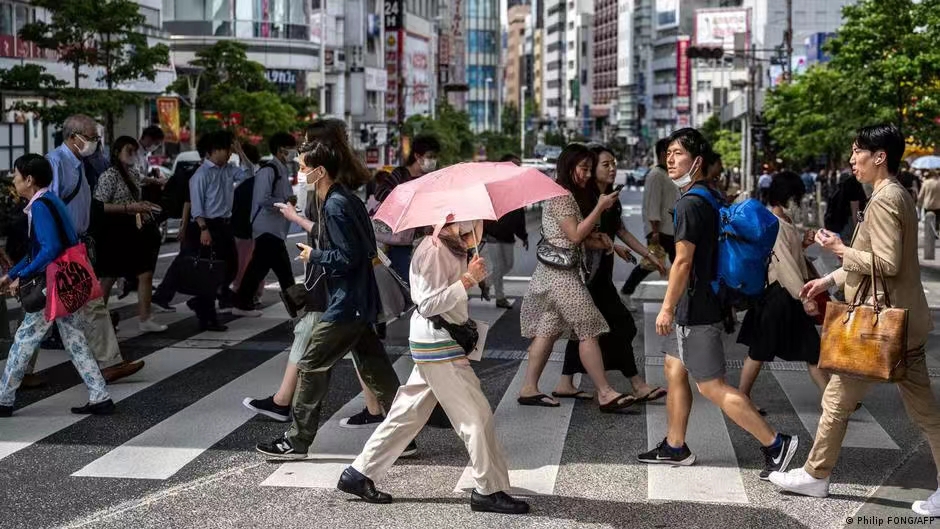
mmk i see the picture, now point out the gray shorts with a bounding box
[663,323,726,381]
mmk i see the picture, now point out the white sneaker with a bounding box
[232,308,263,318]
[912,488,940,516]
[768,467,830,498]
[138,319,168,333]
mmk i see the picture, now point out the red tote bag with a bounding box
[44,242,103,321]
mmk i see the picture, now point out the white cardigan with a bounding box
[408,236,470,344]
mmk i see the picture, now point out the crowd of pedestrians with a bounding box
[1,115,939,518]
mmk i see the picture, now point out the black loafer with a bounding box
[200,322,228,332]
[71,399,116,415]
[337,467,392,504]
[470,490,530,515]
[0,405,12,418]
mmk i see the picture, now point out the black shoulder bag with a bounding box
[427,315,479,355]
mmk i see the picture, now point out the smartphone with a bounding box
[613,184,625,193]
[274,202,289,209]
[296,243,310,250]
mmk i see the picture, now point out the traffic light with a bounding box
[686,46,724,60]
[360,128,369,143]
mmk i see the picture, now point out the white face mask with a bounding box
[420,156,437,173]
[77,136,98,158]
[672,159,700,189]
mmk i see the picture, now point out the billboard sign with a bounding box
[676,36,691,112]
[403,34,431,117]
[694,8,749,49]
[655,0,679,30]
[617,0,633,86]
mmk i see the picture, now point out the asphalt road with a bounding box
[2,188,939,529]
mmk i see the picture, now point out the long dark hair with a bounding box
[302,119,370,190]
[110,136,140,200]
[555,143,597,217]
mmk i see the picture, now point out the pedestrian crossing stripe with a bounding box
[0,300,915,509]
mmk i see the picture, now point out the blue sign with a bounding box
[805,32,836,65]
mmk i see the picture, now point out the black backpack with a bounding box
[232,162,281,239]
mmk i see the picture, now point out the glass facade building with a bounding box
[162,0,308,40]
[465,0,499,132]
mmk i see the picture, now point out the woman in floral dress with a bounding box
[517,143,635,412]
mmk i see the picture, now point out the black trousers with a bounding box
[621,233,677,295]
[235,233,295,310]
[179,219,238,324]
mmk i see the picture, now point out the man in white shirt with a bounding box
[621,139,678,309]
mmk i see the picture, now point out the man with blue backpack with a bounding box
[637,128,800,481]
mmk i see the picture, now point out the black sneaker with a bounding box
[340,408,385,429]
[637,438,696,466]
[400,440,418,458]
[256,436,307,460]
[760,434,799,480]
[242,396,291,422]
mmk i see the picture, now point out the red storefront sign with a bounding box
[676,36,691,113]
[366,148,379,165]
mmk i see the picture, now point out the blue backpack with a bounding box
[680,187,779,299]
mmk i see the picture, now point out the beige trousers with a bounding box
[806,349,940,482]
[352,359,512,495]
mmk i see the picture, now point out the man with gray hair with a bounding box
[34,114,144,383]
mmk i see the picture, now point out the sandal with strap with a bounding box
[599,393,637,413]
[517,394,560,407]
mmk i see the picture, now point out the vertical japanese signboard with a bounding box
[676,36,691,113]
[384,0,403,124]
[156,97,180,143]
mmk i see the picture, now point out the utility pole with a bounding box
[520,85,527,156]
[320,0,328,115]
[784,0,793,83]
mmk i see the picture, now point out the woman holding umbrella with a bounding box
[517,143,636,411]
[338,218,530,515]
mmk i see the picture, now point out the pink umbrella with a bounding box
[373,162,568,233]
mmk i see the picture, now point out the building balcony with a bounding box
[652,83,675,96]
[652,56,676,73]
[652,107,676,121]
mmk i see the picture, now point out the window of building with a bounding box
[0,3,13,36]
[568,60,574,69]
[581,70,587,85]
[139,5,160,28]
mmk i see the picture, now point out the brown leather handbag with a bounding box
[818,254,908,382]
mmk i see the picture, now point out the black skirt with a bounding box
[94,214,161,279]
[563,253,639,378]
[737,282,820,364]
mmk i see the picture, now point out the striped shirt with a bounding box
[409,340,466,363]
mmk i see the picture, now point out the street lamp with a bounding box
[484,77,493,132]
[176,65,205,150]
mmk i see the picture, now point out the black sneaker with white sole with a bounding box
[256,436,307,460]
[242,396,291,422]
[760,433,799,480]
[339,408,385,429]
[637,438,696,466]
[400,440,418,458]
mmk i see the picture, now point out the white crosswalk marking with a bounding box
[0,347,219,463]
[456,361,579,495]
[260,355,415,488]
[72,351,291,480]
[115,300,195,341]
[772,371,899,450]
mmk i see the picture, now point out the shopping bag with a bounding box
[45,243,103,320]
[373,249,414,323]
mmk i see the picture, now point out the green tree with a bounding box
[700,115,722,145]
[826,0,940,146]
[712,129,742,170]
[402,101,475,166]
[764,65,884,168]
[221,91,297,142]
[18,0,170,138]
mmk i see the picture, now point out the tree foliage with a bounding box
[402,102,476,166]
[17,0,170,138]
[764,0,940,166]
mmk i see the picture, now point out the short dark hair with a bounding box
[854,123,905,175]
[499,153,521,163]
[14,153,54,188]
[241,143,261,165]
[141,125,165,142]
[206,130,234,156]
[667,128,713,161]
[767,170,805,207]
[268,132,297,154]
[196,134,212,159]
[704,149,722,170]
[655,138,670,161]
[300,141,340,179]
[589,144,616,161]
[407,135,441,164]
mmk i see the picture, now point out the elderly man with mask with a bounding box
[32,114,144,383]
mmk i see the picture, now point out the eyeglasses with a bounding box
[76,132,102,143]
